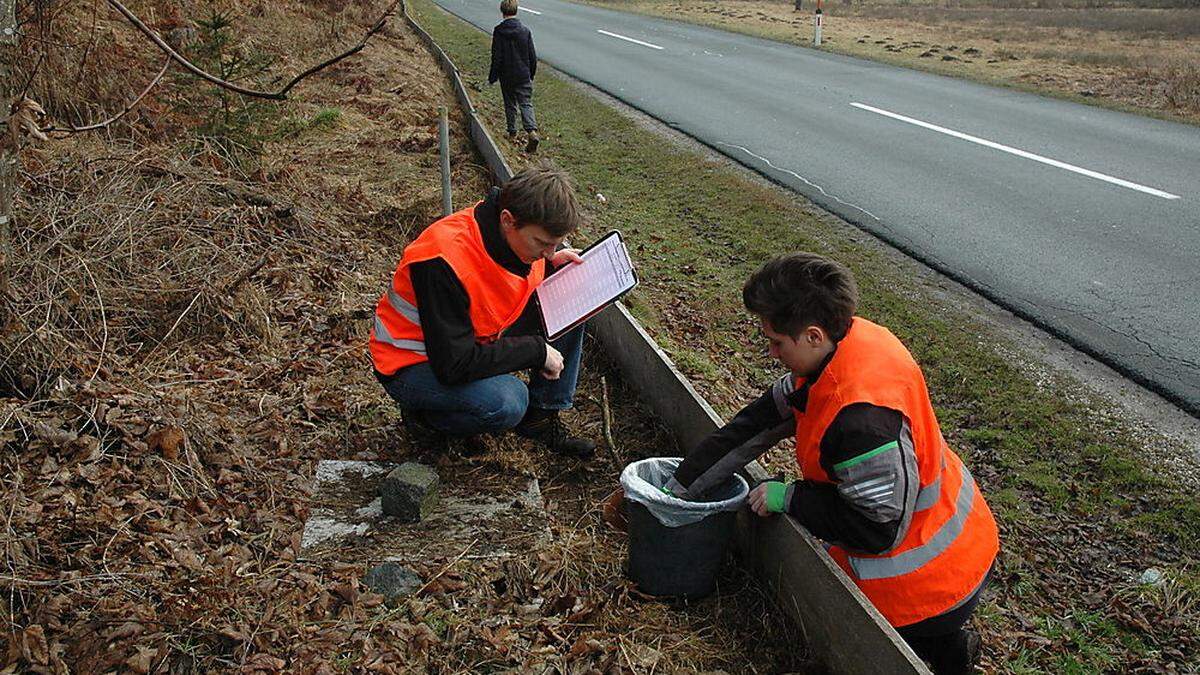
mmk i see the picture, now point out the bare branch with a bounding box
[105,0,400,101]
[42,58,170,135]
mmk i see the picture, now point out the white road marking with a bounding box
[518,6,542,14]
[597,29,664,50]
[851,102,1181,200]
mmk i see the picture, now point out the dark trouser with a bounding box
[896,568,992,675]
[500,80,537,134]
[376,324,584,437]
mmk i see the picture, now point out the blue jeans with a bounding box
[379,325,584,437]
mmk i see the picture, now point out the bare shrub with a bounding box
[2,142,293,399]
[1160,57,1200,109]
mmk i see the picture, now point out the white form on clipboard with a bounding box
[537,231,637,341]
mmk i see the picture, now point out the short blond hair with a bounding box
[500,0,518,16]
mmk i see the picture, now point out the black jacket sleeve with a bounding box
[669,374,795,499]
[410,258,546,385]
[787,403,912,554]
[488,32,503,84]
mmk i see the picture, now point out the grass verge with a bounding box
[408,0,1199,668]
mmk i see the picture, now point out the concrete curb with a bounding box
[398,2,927,671]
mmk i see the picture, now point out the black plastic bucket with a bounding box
[626,500,737,599]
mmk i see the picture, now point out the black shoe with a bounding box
[514,408,594,458]
[403,410,488,456]
[403,409,448,453]
[525,131,540,153]
[964,629,981,670]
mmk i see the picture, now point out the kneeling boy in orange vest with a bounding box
[663,253,999,674]
[369,162,596,457]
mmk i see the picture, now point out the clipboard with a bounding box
[536,230,638,341]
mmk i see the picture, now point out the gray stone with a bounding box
[1139,567,1164,586]
[379,462,439,522]
[362,562,422,601]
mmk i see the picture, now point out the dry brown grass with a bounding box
[1,1,809,671]
[849,6,1200,38]
[588,0,1200,121]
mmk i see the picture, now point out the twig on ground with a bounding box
[79,259,107,384]
[414,539,477,596]
[220,250,271,298]
[600,376,619,466]
[105,0,400,101]
[150,289,203,355]
[43,58,171,135]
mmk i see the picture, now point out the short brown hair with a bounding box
[500,0,518,16]
[498,161,583,237]
[742,252,858,341]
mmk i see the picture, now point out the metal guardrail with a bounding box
[397,2,927,671]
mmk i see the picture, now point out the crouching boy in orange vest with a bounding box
[665,253,999,674]
[369,162,596,457]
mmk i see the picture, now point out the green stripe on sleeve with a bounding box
[833,440,899,471]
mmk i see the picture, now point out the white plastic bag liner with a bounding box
[620,457,749,528]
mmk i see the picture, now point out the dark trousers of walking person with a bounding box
[501,81,537,135]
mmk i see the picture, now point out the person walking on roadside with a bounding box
[630,253,1000,674]
[369,162,596,458]
[488,0,541,153]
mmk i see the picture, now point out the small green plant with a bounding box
[273,108,345,140]
[180,10,279,165]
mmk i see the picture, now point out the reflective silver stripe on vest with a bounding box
[373,315,426,354]
[913,458,949,513]
[914,475,941,512]
[847,461,976,581]
[386,287,422,326]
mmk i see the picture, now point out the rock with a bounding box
[942,55,959,62]
[919,51,934,58]
[1138,567,1164,586]
[1079,89,1096,97]
[380,462,440,522]
[363,562,423,601]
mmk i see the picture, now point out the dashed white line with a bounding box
[597,29,664,50]
[851,102,1181,200]
[518,6,542,14]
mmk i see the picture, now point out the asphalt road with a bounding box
[432,0,1200,415]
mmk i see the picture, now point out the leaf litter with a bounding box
[1,0,809,672]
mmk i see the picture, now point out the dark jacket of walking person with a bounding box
[488,13,537,87]
[488,0,540,148]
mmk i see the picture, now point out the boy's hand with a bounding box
[542,343,564,380]
[748,481,788,517]
[550,248,583,268]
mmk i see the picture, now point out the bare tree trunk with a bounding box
[1,0,16,312]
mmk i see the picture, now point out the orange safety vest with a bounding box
[793,318,999,628]
[369,203,545,376]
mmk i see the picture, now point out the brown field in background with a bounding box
[588,0,1200,121]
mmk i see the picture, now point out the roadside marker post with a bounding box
[814,0,823,46]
